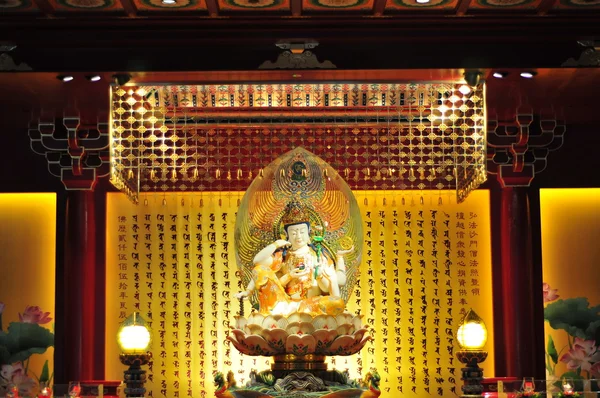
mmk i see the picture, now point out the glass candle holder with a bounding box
[39,382,52,398]
[68,382,81,398]
[6,383,19,398]
[562,378,574,395]
[522,377,535,395]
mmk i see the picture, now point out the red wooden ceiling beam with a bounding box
[119,0,138,17]
[537,0,558,15]
[455,0,472,16]
[291,0,302,16]
[373,0,387,17]
[205,0,219,16]
[31,0,55,16]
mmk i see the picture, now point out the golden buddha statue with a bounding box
[235,199,353,316]
[226,149,373,397]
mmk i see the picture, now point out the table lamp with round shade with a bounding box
[457,309,488,350]
[118,313,152,398]
[456,309,488,398]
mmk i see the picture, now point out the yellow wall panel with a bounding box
[0,193,56,391]
[541,188,600,384]
[106,190,494,397]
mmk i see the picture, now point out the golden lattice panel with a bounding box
[110,83,486,203]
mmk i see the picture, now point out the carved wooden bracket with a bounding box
[28,111,110,190]
[259,40,336,69]
[486,106,565,187]
[0,43,32,71]
[562,40,600,67]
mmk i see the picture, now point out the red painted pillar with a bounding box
[63,190,101,380]
[54,183,108,392]
[29,114,110,390]
[486,106,564,379]
[490,181,545,379]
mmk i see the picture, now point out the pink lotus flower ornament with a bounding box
[11,372,36,396]
[573,337,597,354]
[1,363,24,381]
[0,363,36,395]
[18,306,52,325]
[560,339,600,372]
[543,283,559,303]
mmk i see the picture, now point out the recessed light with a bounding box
[87,75,101,82]
[458,84,471,95]
[520,71,536,78]
[162,0,176,4]
[493,72,508,79]
[416,0,430,3]
[57,75,74,82]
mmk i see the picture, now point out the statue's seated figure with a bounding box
[236,200,353,316]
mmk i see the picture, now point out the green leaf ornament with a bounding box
[547,335,558,365]
[0,322,54,365]
[544,298,600,340]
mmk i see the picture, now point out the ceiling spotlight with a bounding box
[416,0,431,3]
[57,75,74,82]
[520,71,537,78]
[492,72,508,79]
[86,75,101,82]
[458,84,471,95]
[463,70,483,87]
[112,73,132,86]
[162,0,176,4]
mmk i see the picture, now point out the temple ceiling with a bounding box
[0,0,598,17]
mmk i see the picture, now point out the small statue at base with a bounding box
[213,369,381,398]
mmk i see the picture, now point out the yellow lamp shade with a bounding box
[117,312,151,354]
[456,309,488,350]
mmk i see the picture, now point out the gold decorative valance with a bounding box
[109,82,486,203]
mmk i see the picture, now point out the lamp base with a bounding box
[119,353,152,398]
[457,350,487,398]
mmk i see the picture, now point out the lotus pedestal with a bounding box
[215,312,380,398]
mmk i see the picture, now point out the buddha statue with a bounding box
[235,199,353,316]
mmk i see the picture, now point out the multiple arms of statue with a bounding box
[235,280,255,300]
[334,246,354,287]
[313,246,354,297]
[253,239,290,267]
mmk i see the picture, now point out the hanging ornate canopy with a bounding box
[109,82,486,203]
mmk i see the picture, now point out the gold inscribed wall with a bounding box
[106,190,493,397]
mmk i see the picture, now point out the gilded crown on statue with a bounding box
[283,199,311,226]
